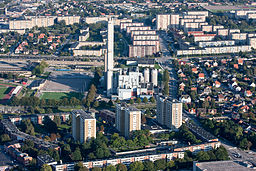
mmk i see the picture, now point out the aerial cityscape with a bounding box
[1,0,256,171]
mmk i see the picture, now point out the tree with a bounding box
[0,134,11,144]
[166,161,175,169]
[196,151,210,161]
[116,163,127,171]
[93,101,99,108]
[100,125,104,132]
[136,98,141,104]
[88,153,96,159]
[143,97,148,103]
[40,164,52,171]
[163,81,169,96]
[74,162,89,171]
[71,147,82,161]
[143,161,155,171]
[149,96,155,103]
[163,69,170,82]
[141,115,147,124]
[20,119,35,136]
[115,98,120,103]
[10,96,19,106]
[129,99,134,104]
[215,146,229,161]
[91,167,101,171]
[239,138,251,150]
[53,116,61,126]
[154,159,166,170]
[108,100,114,107]
[129,161,144,171]
[103,165,116,171]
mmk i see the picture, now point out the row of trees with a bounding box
[110,131,152,151]
[201,119,256,150]
[129,96,155,104]
[163,69,170,96]
[11,96,81,107]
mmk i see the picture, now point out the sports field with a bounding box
[40,92,83,100]
[0,87,10,99]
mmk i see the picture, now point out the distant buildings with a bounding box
[116,103,141,137]
[120,20,160,57]
[156,96,183,130]
[157,10,256,56]
[71,110,96,143]
[7,16,80,34]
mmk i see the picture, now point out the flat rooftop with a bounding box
[194,160,255,171]
[72,109,94,119]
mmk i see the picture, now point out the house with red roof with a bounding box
[198,73,205,80]
[244,90,252,97]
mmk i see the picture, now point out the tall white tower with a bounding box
[105,18,114,97]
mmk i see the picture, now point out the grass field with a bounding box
[40,92,83,100]
[0,87,10,99]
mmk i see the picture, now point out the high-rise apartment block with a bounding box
[105,18,114,97]
[157,14,171,30]
[116,103,141,137]
[156,96,183,130]
[156,14,180,30]
[72,110,96,143]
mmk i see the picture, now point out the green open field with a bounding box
[40,92,83,100]
[0,87,9,99]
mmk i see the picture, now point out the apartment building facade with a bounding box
[156,96,183,130]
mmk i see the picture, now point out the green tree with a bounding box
[167,160,175,169]
[116,163,127,171]
[103,165,116,171]
[129,99,134,104]
[74,161,89,171]
[239,138,251,150]
[154,159,166,170]
[93,101,99,108]
[40,164,52,171]
[163,81,169,96]
[20,119,35,136]
[71,147,82,161]
[196,151,210,161]
[91,167,101,171]
[136,98,141,104]
[143,161,155,171]
[0,134,11,144]
[143,97,148,103]
[149,96,155,103]
[129,161,144,171]
[53,116,61,126]
[215,146,229,160]
[163,69,170,82]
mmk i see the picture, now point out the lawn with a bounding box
[0,87,10,99]
[58,105,83,112]
[40,92,83,100]
[40,92,82,100]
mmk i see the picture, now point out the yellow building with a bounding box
[72,110,96,143]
